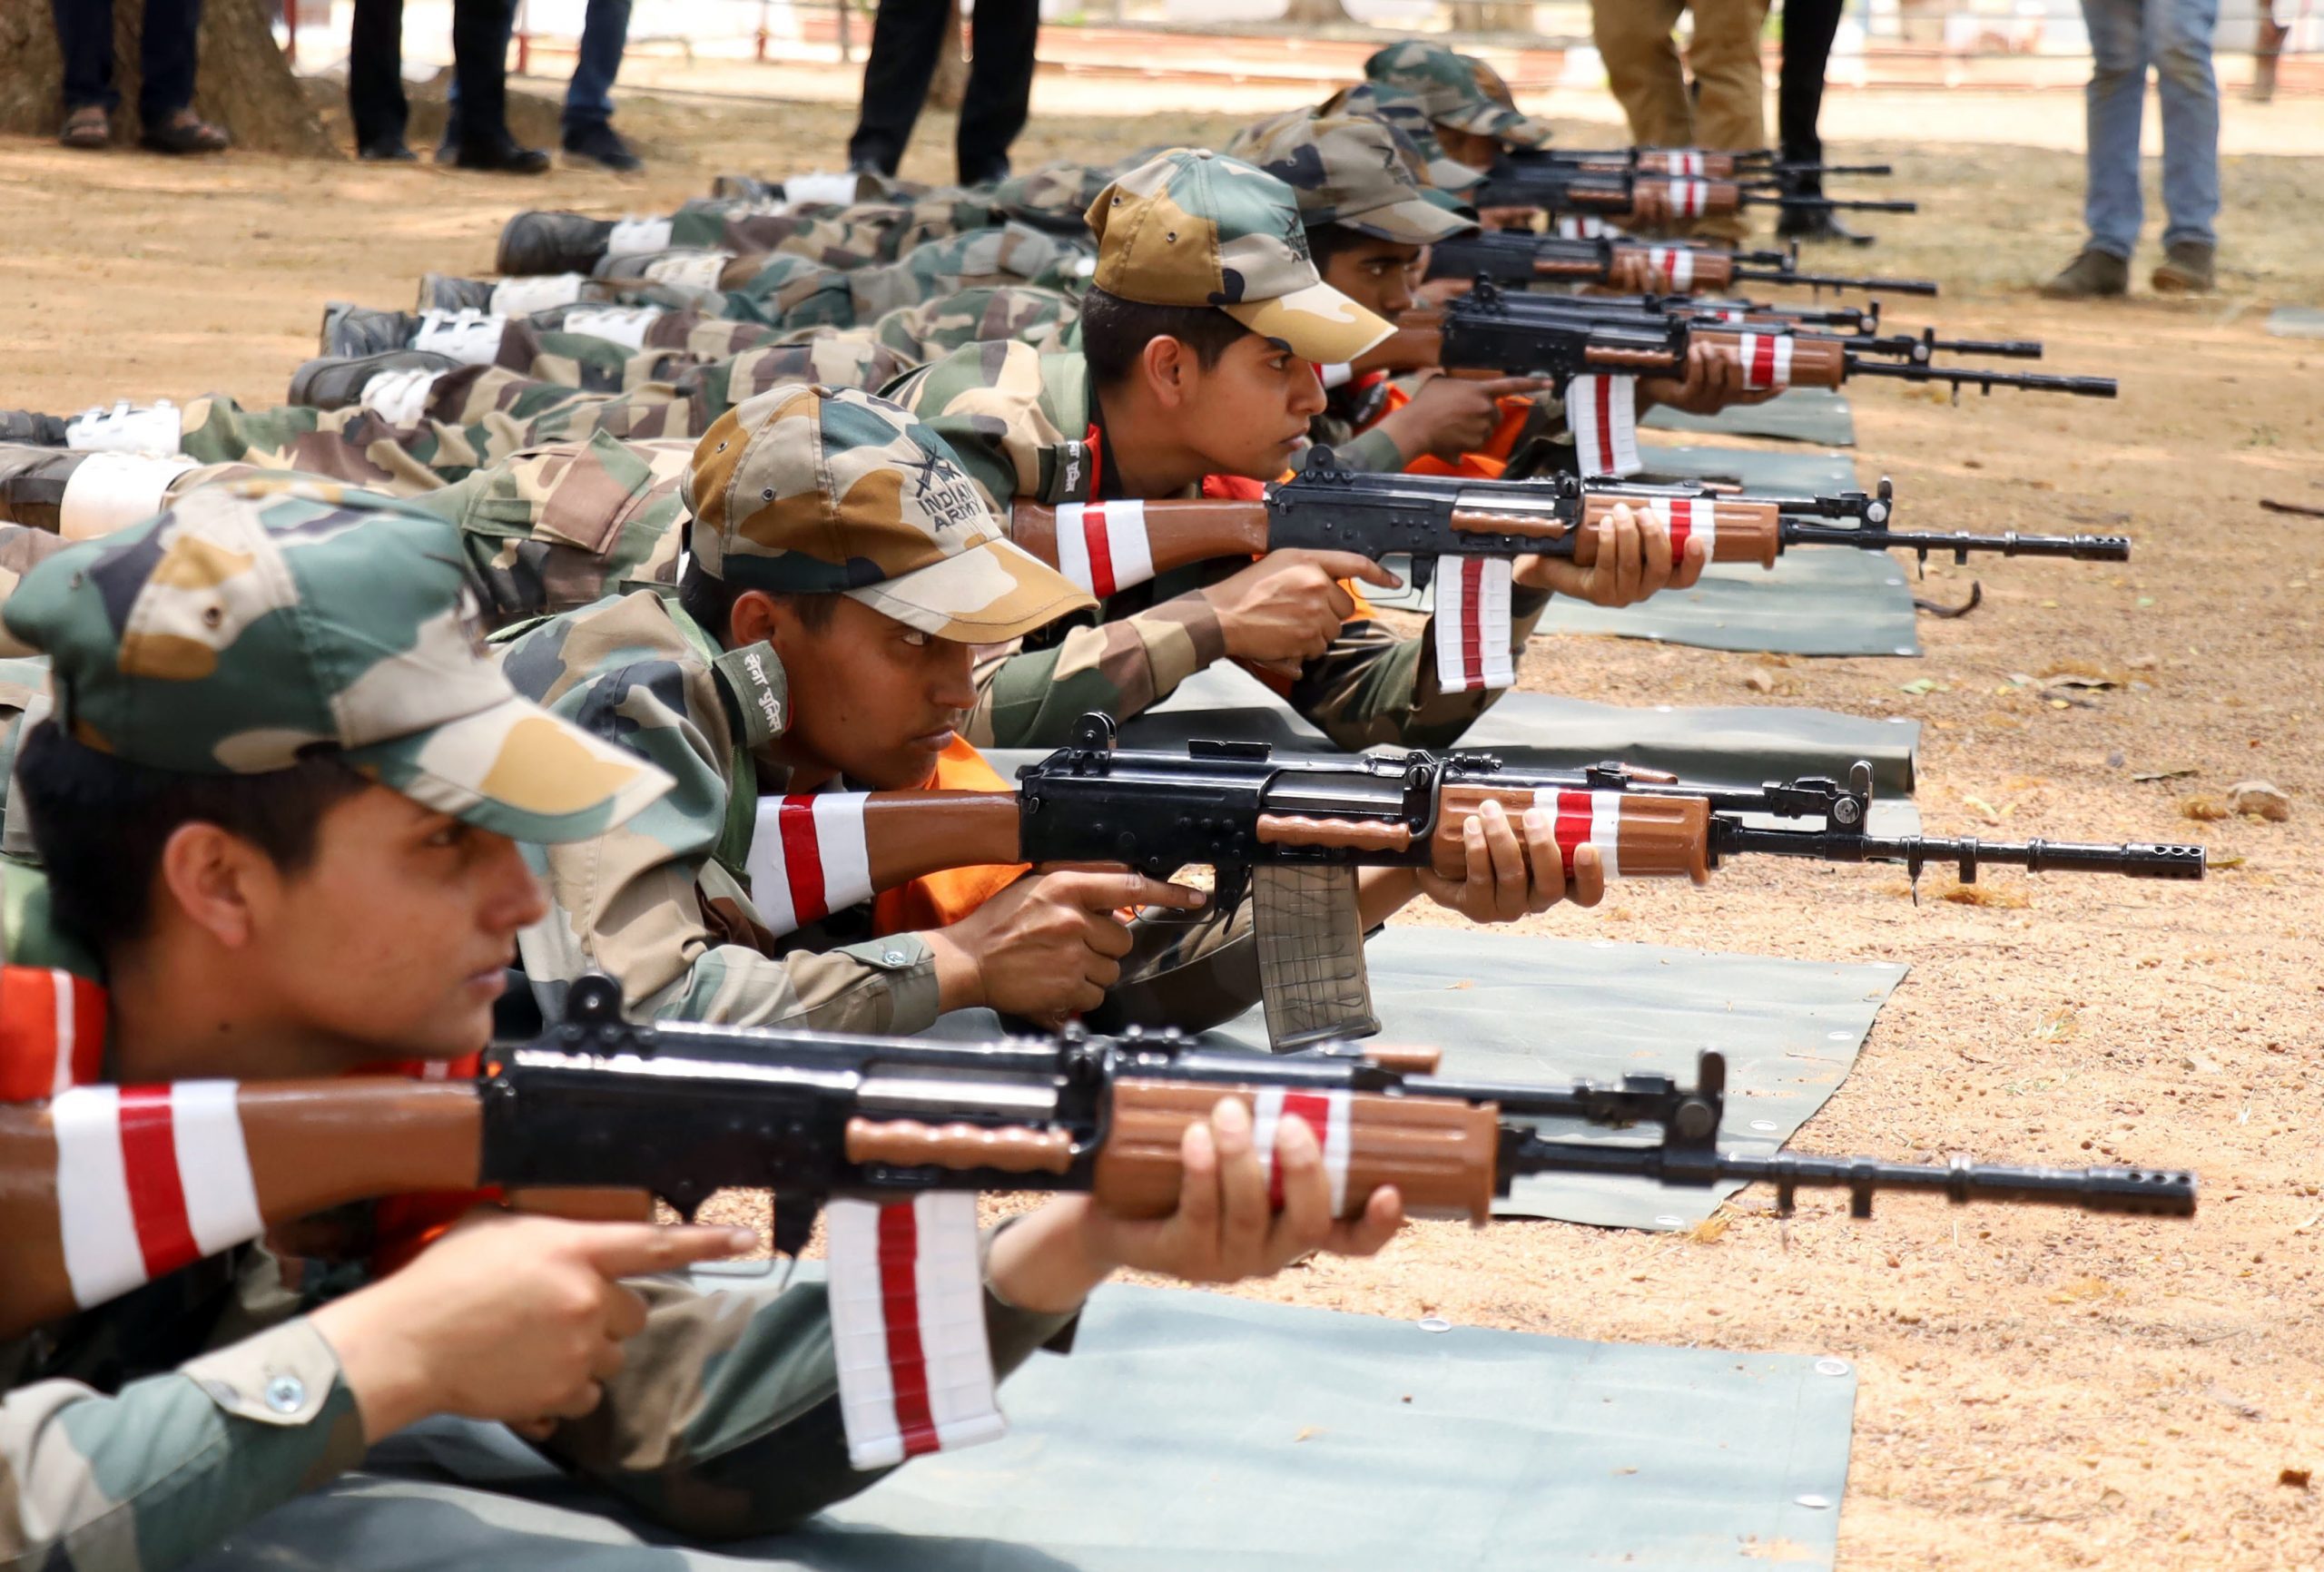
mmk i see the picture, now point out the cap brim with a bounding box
[1498,114,1555,150]
[1340,192,1479,244]
[349,692,675,844]
[1424,155,1486,192]
[848,535,1097,641]
[1222,280,1393,366]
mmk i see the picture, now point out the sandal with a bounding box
[139,108,231,155]
[58,104,110,150]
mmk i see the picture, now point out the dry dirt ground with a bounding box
[2,84,2320,1572]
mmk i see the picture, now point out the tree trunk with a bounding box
[1449,2,1533,31]
[0,0,333,156]
[929,0,968,112]
[1284,0,1353,22]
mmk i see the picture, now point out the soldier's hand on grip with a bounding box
[1413,797,1607,922]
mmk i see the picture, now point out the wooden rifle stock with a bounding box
[1577,495,1783,568]
[1695,329,1848,388]
[1428,789,1712,882]
[1008,500,1271,582]
[1625,180,1747,223]
[1352,319,1444,374]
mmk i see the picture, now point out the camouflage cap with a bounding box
[684,384,1093,641]
[1319,84,1487,193]
[1234,113,1475,245]
[1462,54,1555,149]
[1085,149,1392,366]
[1364,41,1553,147]
[0,480,671,842]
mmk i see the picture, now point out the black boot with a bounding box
[456,131,552,176]
[288,350,458,411]
[0,444,91,530]
[416,273,499,314]
[563,122,643,172]
[1775,204,1876,247]
[321,303,422,358]
[0,410,68,446]
[497,211,617,275]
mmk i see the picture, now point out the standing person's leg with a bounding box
[562,0,640,169]
[1590,0,1697,149]
[1777,0,1845,180]
[2043,0,2142,294]
[52,0,119,145]
[136,0,231,152]
[955,0,1039,185]
[452,0,550,172]
[848,0,952,174]
[349,0,415,156]
[2149,0,2220,289]
[1684,0,1772,242]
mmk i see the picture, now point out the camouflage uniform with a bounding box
[498,386,1091,1031]
[0,481,1078,1568]
[890,152,1551,752]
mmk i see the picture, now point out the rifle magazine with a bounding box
[1254,865,1382,1051]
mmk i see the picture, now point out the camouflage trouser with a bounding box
[485,307,789,395]
[177,339,916,493]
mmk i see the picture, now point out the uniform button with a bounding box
[264,1374,308,1414]
[883,949,908,966]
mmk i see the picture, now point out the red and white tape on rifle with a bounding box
[49,1081,264,1310]
[1735,332,1796,392]
[1553,216,1611,241]
[1250,1086,1354,1213]
[1664,152,1708,177]
[1568,374,1641,478]
[1638,496,1718,564]
[1530,789,1626,879]
[747,792,874,936]
[1049,499,1155,599]
[1644,245,1696,291]
[1658,179,1714,219]
[827,1193,1006,1470]
[1433,555,1515,693]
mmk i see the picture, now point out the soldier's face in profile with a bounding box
[1319,236,1423,319]
[1434,126,1502,172]
[1172,331,1331,479]
[743,592,977,790]
[212,784,548,1067]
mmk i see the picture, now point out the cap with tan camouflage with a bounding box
[0,479,672,843]
[1364,40,1553,147]
[1230,113,1476,245]
[1318,83,1488,193]
[1462,54,1555,149]
[684,384,1093,641]
[1085,148,1393,366]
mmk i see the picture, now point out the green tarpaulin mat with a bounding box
[988,663,1920,813]
[1638,444,1860,497]
[193,1285,1858,1571]
[2266,305,2324,338]
[1537,545,1922,657]
[1644,387,1856,447]
[938,928,1907,1231]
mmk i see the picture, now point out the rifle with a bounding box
[0,974,2200,1344]
[1423,231,1940,298]
[1468,164,1917,224]
[1433,286,2120,399]
[1009,466,2132,602]
[1503,146,1896,182]
[739,712,2204,1045]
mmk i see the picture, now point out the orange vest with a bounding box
[869,738,1029,935]
[1374,384,1537,481]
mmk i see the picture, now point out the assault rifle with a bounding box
[1428,286,2120,398]
[0,974,2199,1343]
[1467,163,1916,224]
[1502,145,1896,182]
[1009,465,2132,601]
[745,712,2204,1045]
[1423,231,1939,298]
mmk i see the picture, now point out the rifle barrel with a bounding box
[1718,826,2208,879]
[1845,358,2120,397]
[1733,266,1939,296]
[1507,1137,2199,1217]
[1778,523,2132,562]
[1751,194,1919,212]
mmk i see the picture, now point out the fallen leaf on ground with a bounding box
[2181,796,2230,821]
[2133,767,2198,782]
[2280,1467,2312,1489]
[1688,1217,1732,1244]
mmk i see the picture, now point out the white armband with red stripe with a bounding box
[1049,500,1154,599]
[1736,331,1795,392]
[745,792,874,937]
[1644,245,1695,292]
[1433,555,1514,693]
[1641,496,1718,563]
[1567,374,1641,478]
[1531,789,1627,880]
[827,1194,1005,1470]
[52,1081,263,1310]
[1250,1087,1353,1213]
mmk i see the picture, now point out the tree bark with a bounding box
[929,0,968,112]
[1448,2,1534,31]
[1284,0,1354,22]
[0,0,334,156]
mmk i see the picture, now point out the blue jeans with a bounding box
[2079,0,2221,257]
[448,0,631,134]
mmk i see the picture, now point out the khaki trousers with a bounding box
[1590,0,1770,238]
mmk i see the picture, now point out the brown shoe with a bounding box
[58,104,109,150]
[2151,241,2216,294]
[2038,248,2129,300]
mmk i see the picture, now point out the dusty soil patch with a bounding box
[1,88,2319,1572]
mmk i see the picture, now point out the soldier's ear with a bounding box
[1142,333,1194,408]
[728,589,782,653]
